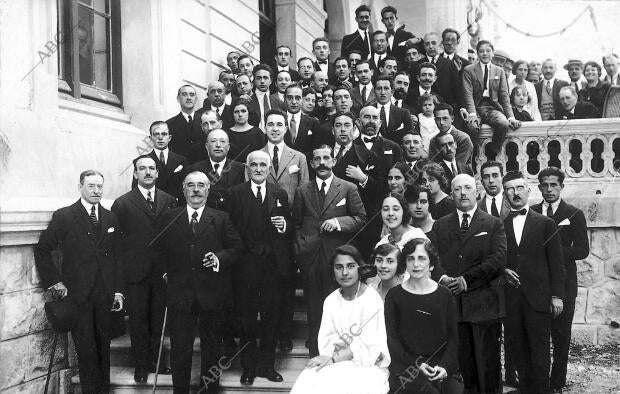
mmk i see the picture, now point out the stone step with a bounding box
[71,366,299,393]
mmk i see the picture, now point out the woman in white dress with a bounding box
[291,245,391,394]
[508,60,542,121]
[376,194,427,249]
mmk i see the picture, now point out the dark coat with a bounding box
[556,102,601,120]
[166,110,205,158]
[380,104,413,144]
[283,113,321,157]
[341,30,372,60]
[187,158,246,211]
[132,150,188,202]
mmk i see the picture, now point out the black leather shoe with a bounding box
[240,368,255,385]
[149,365,172,375]
[257,367,283,382]
[279,338,293,352]
[134,368,148,383]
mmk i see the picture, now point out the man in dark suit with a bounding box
[392,72,416,113]
[133,121,188,202]
[112,156,176,383]
[36,170,124,393]
[430,173,507,393]
[477,161,511,220]
[201,81,234,130]
[227,150,291,385]
[274,70,292,103]
[249,64,285,130]
[297,57,315,89]
[219,70,235,106]
[166,84,205,158]
[274,45,301,81]
[502,171,565,394]
[462,40,520,156]
[375,75,413,143]
[428,103,473,167]
[556,86,601,119]
[370,31,389,73]
[152,171,243,394]
[442,28,471,73]
[312,37,335,83]
[186,110,223,164]
[187,128,245,211]
[351,60,376,112]
[405,62,444,114]
[532,167,589,392]
[400,132,424,172]
[292,145,367,357]
[341,4,372,60]
[283,83,321,158]
[380,6,418,67]
[435,132,473,187]
[333,56,354,88]
[535,59,570,120]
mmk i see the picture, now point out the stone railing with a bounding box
[477,118,620,181]
[478,118,620,345]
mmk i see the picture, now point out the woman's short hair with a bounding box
[583,61,602,77]
[422,162,449,192]
[404,184,435,215]
[232,97,250,109]
[389,161,416,191]
[510,85,528,105]
[329,244,376,282]
[401,238,439,269]
[371,243,406,275]
[512,59,529,75]
[382,193,412,228]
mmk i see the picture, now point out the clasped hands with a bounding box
[439,276,467,294]
[419,362,447,381]
[270,215,285,232]
[49,282,123,311]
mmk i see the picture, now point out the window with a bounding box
[258,0,276,64]
[58,0,122,105]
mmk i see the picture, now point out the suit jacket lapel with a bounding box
[97,207,111,244]
[195,207,214,237]
[277,146,295,179]
[321,179,342,216]
[129,187,155,218]
[72,201,97,242]
[475,62,484,89]
[388,106,397,131]
[519,210,536,248]
[154,189,169,217]
[459,209,482,247]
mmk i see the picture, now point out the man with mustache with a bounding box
[112,156,177,383]
[36,170,124,393]
[429,174,507,393]
[392,71,416,113]
[535,59,569,120]
[152,171,243,394]
[405,62,444,115]
[292,144,367,357]
[502,171,565,394]
[166,84,205,158]
[201,81,233,130]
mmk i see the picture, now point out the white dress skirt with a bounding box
[291,288,391,394]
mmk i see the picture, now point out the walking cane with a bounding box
[44,332,59,394]
[152,306,168,393]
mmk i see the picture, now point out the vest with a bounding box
[540,82,555,120]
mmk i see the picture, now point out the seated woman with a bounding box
[579,61,611,115]
[510,86,534,122]
[368,244,405,301]
[421,162,455,220]
[387,162,415,197]
[376,194,427,249]
[405,184,435,236]
[226,99,266,163]
[508,60,541,121]
[385,238,462,394]
[291,245,390,394]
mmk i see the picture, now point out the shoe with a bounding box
[504,369,519,388]
[149,364,172,375]
[279,338,293,352]
[257,367,283,382]
[134,368,148,383]
[240,368,255,385]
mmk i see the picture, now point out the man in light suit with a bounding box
[133,121,188,202]
[36,170,124,393]
[502,171,565,394]
[112,156,176,383]
[341,5,373,60]
[462,40,520,157]
[262,109,309,351]
[166,84,205,158]
[227,151,291,386]
[532,167,589,393]
[152,171,243,394]
[430,174,507,393]
[375,75,413,144]
[535,59,569,120]
[292,145,367,357]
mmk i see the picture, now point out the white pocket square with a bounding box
[365,164,375,171]
[384,150,393,154]
[559,218,570,226]
[474,231,487,237]
[493,76,500,80]
[288,164,300,174]
[276,199,283,207]
[307,130,313,135]
[398,41,406,47]
[396,123,405,131]
[336,198,346,207]
[107,227,115,233]
[174,164,183,173]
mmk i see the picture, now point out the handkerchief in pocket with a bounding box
[289,164,300,174]
[174,165,183,173]
[474,231,488,237]
[107,227,115,233]
[336,198,346,207]
[558,218,571,226]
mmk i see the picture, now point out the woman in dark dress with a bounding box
[510,86,534,122]
[226,99,266,163]
[421,162,455,220]
[385,238,462,394]
[579,61,610,115]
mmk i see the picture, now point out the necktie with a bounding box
[363,31,370,55]
[263,94,270,121]
[273,145,279,174]
[509,208,527,217]
[546,80,552,95]
[408,161,415,170]
[159,150,166,166]
[363,136,376,144]
[361,85,367,103]
[491,197,500,217]
[90,205,98,227]
[256,185,263,203]
[431,56,436,65]
[190,211,198,235]
[460,213,469,234]
[213,162,220,175]
[546,204,554,218]
[483,65,489,91]
[188,115,193,124]
[336,143,346,160]
[573,82,579,93]
[380,105,387,133]
[215,107,220,117]
[451,162,457,176]
[147,190,154,211]
[289,115,297,143]
[320,181,327,196]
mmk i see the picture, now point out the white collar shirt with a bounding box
[511,205,529,245]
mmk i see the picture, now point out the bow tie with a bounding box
[363,136,377,144]
[317,60,328,65]
[387,29,395,36]
[509,209,527,217]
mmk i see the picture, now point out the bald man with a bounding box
[430,174,507,393]
[202,81,234,129]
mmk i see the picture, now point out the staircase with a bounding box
[71,288,309,393]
